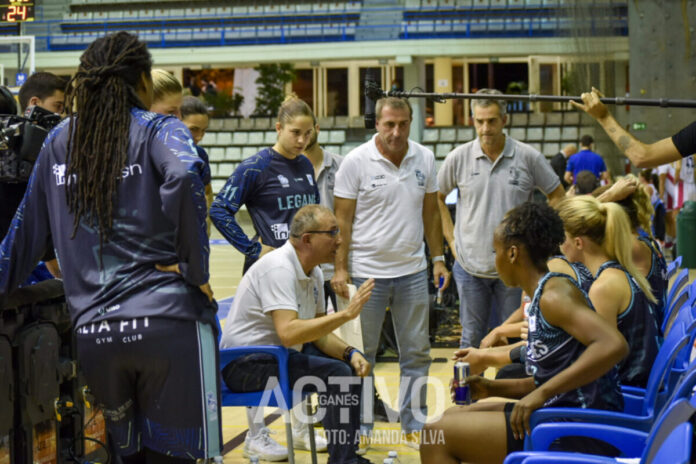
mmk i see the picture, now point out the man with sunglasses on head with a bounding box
[220,204,375,464]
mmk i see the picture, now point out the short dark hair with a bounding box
[180,96,208,119]
[497,202,565,270]
[575,170,600,194]
[580,134,594,147]
[18,72,67,112]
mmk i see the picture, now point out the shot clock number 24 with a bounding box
[1,1,34,23]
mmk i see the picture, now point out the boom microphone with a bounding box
[364,69,378,129]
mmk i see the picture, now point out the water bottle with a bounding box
[383,459,394,464]
[388,450,400,462]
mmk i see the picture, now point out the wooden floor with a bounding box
[209,215,468,464]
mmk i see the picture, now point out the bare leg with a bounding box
[420,402,509,464]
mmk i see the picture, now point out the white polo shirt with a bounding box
[334,134,438,279]
[220,241,325,351]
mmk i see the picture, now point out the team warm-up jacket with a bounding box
[0,109,215,328]
[209,147,319,259]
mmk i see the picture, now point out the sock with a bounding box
[246,406,265,437]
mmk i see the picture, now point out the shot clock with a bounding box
[1,0,34,23]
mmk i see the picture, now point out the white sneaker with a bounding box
[291,423,328,452]
[243,427,288,462]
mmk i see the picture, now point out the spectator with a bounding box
[564,134,610,186]
[575,169,601,195]
[549,143,577,189]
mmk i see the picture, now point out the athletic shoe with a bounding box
[243,427,288,462]
[291,423,328,452]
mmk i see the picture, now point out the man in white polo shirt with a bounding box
[437,88,565,350]
[331,97,449,449]
[221,204,375,464]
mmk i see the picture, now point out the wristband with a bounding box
[343,346,363,362]
[431,255,445,263]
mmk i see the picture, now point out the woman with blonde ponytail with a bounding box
[558,195,660,387]
[604,175,668,326]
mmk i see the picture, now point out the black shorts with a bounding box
[504,403,620,457]
[76,317,221,459]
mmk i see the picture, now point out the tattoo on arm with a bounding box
[618,135,632,151]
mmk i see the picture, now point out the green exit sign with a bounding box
[632,122,647,131]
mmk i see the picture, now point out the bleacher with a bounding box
[17,0,627,51]
[203,110,593,194]
[202,117,360,193]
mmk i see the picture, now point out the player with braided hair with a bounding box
[0,32,220,464]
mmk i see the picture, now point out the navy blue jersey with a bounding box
[209,147,319,258]
[596,261,662,388]
[526,272,623,411]
[552,255,594,294]
[195,145,211,185]
[0,109,215,328]
[637,234,668,326]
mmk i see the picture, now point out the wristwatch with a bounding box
[431,255,445,263]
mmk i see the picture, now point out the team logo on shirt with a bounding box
[52,163,67,185]
[415,169,425,187]
[271,223,289,240]
[508,167,520,186]
[306,174,314,186]
[277,174,290,188]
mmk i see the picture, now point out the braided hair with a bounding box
[64,32,152,255]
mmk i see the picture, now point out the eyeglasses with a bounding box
[305,229,340,237]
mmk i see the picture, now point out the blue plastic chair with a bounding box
[216,311,319,464]
[625,301,696,409]
[664,268,689,318]
[504,360,696,463]
[665,256,682,280]
[662,279,696,335]
[524,322,690,437]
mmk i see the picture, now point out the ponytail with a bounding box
[601,202,656,303]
